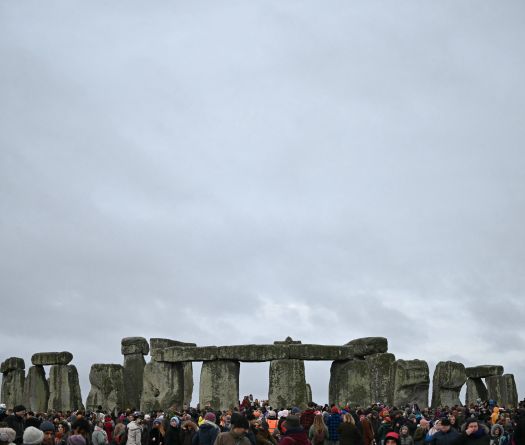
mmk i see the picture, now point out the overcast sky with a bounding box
[1,1,524,407]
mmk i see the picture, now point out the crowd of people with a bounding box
[1,396,525,445]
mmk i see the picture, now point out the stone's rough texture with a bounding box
[183,362,193,407]
[1,357,25,374]
[31,352,73,366]
[466,378,488,406]
[218,345,288,361]
[466,365,504,379]
[24,366,49,412]
[121,337,149,356]
[123,354,146,409]
[389,359,430,408]
[154,346,218,362]
[199,360,239,411]
[48,365,84,411]
[154,344,386,362]
[86,364,125,413]
[329,360,371,407]
[486,374,518,407]
[141,361,184,412]
[150,338,197,351]
[306,384,312,403]
[346,338,388,357]
[431,361,467,408]
[1,369,25,409]
[269,360,308,409]
[365,353,396,404]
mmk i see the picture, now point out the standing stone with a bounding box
[24,366,49,412]
[1,357,25,410]
[121,337,149,410]
[466,378,488,406]
[269,359,308,409]
[199,360,239,411]
[365,353,396,405]
[306,384,312,403]
[48,365,83,411]
[329,360,371,408]
[486,374,518,407]
[431,361,467,408]
[141,360,184,412]
[389,359,429,408]
[86,364,125,413]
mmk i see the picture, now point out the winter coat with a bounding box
[127,422,142,445]
[165,427,181,445]
[279,428,310,445]
[326,415,342,442]
[180,423,198,445]
[454,430,490,445]
[150,428,164,445]
[430,430,460,445]
[5,415,24,445]
[300,412,316,432]
[213,431,252,445]
[93,427,108,445]
[338,423,362,445]
[309,424,329,445]
[361,419,374,445]
[193,422,219,445]
[400,436,414,445]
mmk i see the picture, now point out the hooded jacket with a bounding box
[193,422,219,445]
[127,422,143,445]
[279,428,310,445]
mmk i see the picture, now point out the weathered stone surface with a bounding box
[154,344,377,362]
[141,360,184,412]
[365,353,396,404]
[466,365,504,379]
[150,338,197,351]
[389,359,430,408]
[1,369,25,409]
[1,357,25,374]
[218,345,288,361]
[274,337,302,345]
[306,383,312,403]
[269,359,308,409]
[48,365,84,411]
[329,360,371,407]
[486,374,518,407]
[346,337,388,357]
[466,378,488,406]
[183,362,193,407]
[24,366,49,412]
[31,352,73,366]
[121,337,149,355]
[199,360,239,411]
[86,364,125,413]
[431,361,467,407]
[123,354,146,409]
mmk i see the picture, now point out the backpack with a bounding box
[313,428,326,445]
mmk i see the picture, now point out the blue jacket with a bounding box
[326,414,342,441]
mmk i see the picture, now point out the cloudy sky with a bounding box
[1,1,524,406]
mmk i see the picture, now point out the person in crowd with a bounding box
[6,406,26,445]
[454,419,490,445]
[192,413,218,445]
[337,414,361,445]
[309,414,329,445]
[399,426,414,445]
[326,407,342,445]
[55,422,70,445]
[40,421,55,445]
[279,416,309,445]
[23,427,44,445]
[164,418,181,445]
[213,415,251,445]
[0,428,16,445]
[180,420,198,445]
[300,404,316,433]
[92,421,108,445]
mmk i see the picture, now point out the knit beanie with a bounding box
[23,427,44,445]
[39,421,55,433]
[204,412,216,422]
[67,435,86,445]
[0,428,16,444]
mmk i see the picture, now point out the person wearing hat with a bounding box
[6,406,26,445]
[326,407,342,445]
[455,419,490,445]
[192,413,219,445]
[213,416,251,445]
[0,427,17,445]
[428,419,459,445]
[22,427,44,445]
[39,421,55,445]
[279,416,309,445]
[384,432,400,445]
[165,417,181,445]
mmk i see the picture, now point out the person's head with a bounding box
[448,415,456,425]
[23,427,44,445]
[342,414,355,425]
[204,412,216,423]
[71,419,91,438]
[170,417,179,428]
[440,418,451,433]
[0,427,16,445]
[465,420,479,435]
[153,420,161,429]
[400,426,409,436]
[14,406,26,418]
[419,419,429,429]
[230,416,249,436]
[384,432,400,445]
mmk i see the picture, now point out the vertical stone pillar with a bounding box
[24,366,49,412]
[486,374,518,407]
[269,359,308,409]
[86,364,125,413]
[199,360,239,411]
[306,384,312,404]
[466,378,488,406]
[365,353,395,405]
[0,358,26,409]
[48,365,83,411]
[329,360,370,407]
[389,359,429,408]
[141,360,184,412]
[150,338,196,407]
[121,337,149,410]
[431,361,467,408]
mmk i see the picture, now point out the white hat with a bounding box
[23,427,44,445]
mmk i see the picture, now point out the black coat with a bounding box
[6,414,25,445]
